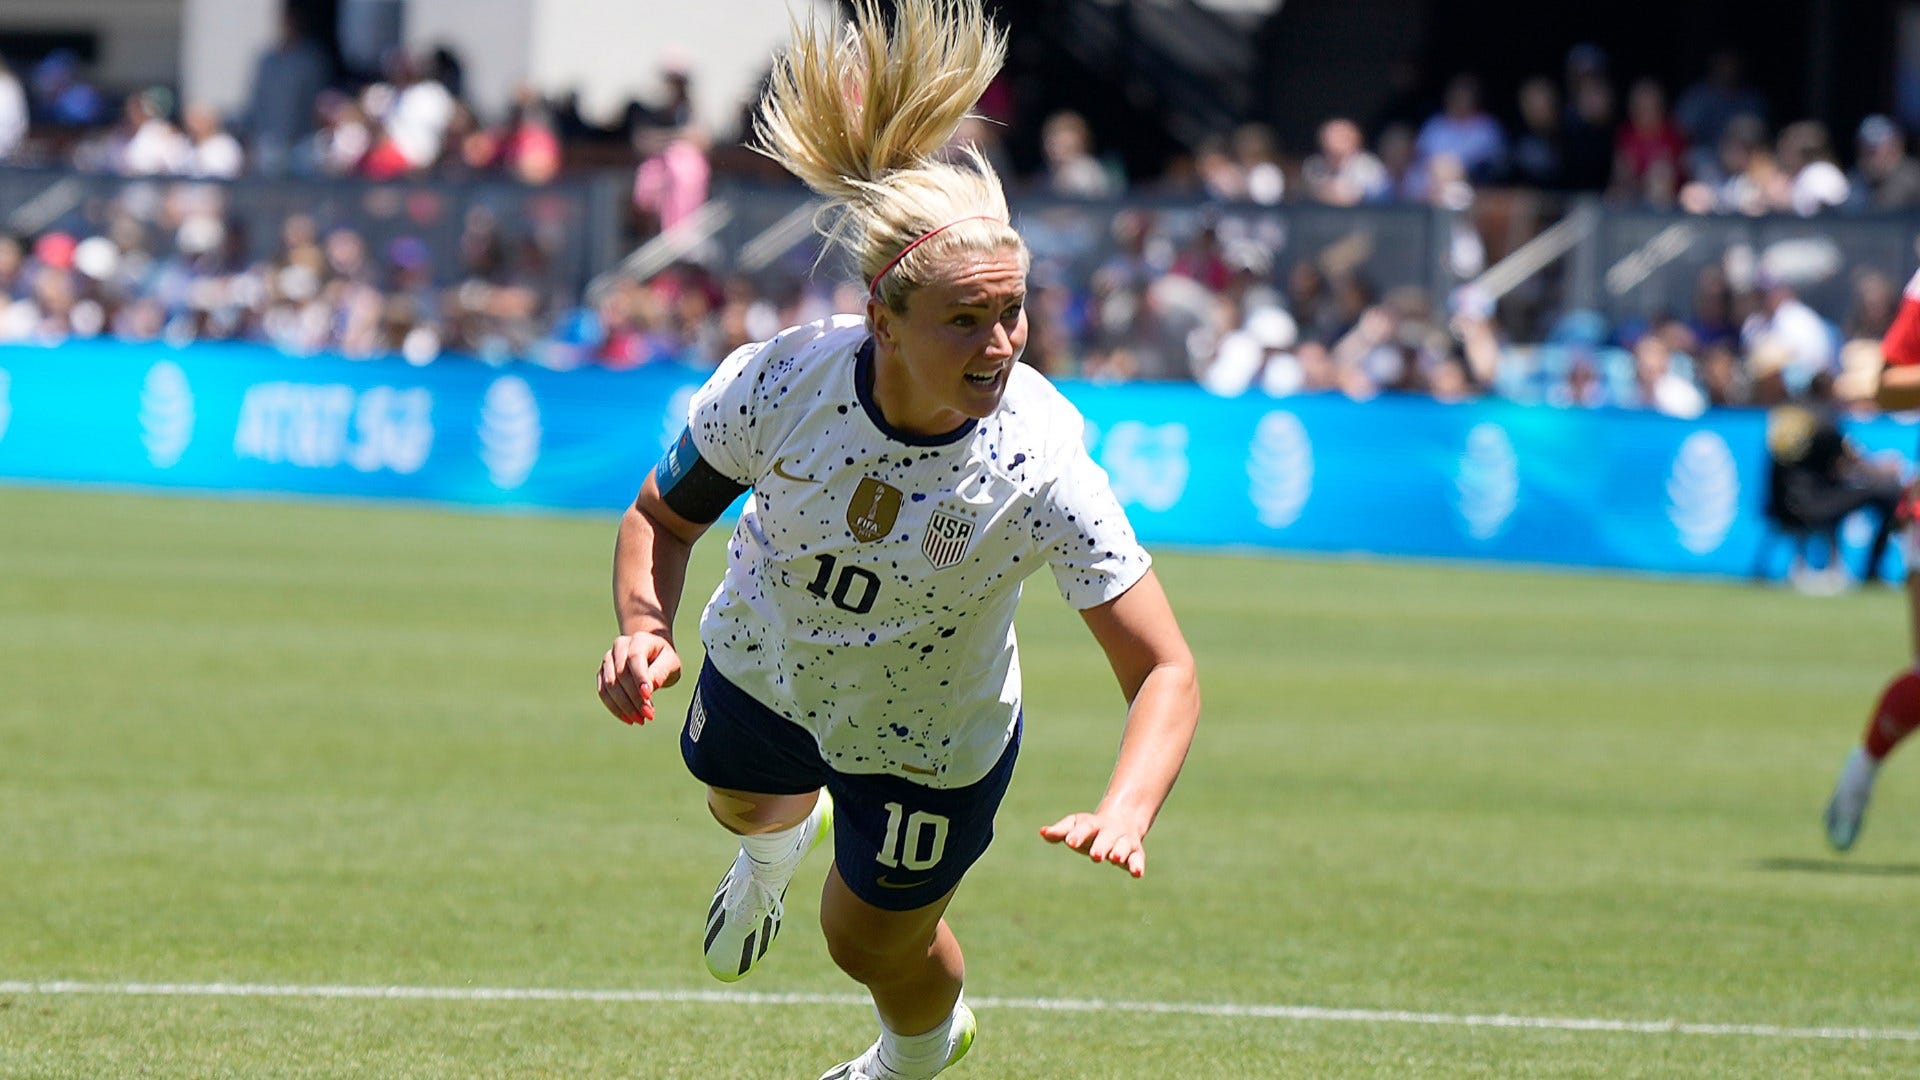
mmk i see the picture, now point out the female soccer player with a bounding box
[594,2,1201,1076]
[1825,265,1920,851]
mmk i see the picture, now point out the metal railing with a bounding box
[9,163,1920,342]
[0,166,629,298]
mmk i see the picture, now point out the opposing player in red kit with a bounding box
[1825,267,1920,851]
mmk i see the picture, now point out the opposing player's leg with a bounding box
[680,663,836,979]
[817,870,973,1080]
[1825,745,1878,852]
[1826,548,1920,851]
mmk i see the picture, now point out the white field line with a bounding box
[2,981,1917,1044]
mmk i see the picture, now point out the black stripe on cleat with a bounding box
[737,932,756,976]
[704,916,725,953]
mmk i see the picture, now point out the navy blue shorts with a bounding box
[680,661,1021,912]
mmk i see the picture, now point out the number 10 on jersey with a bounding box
[876,801,949,870]
[806,554,880,614]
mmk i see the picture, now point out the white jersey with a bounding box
[687,314,1151,788]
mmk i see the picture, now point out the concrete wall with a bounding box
[180,0,277,117]
[4,0,183,92]
[169,0,833,135]
[525,0,835,138]
[14,0,876,139]
[401,0,535,119]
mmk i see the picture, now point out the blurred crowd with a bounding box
[0,195,567,367]
[1017,45,1919,218]
[1,27,1917,419]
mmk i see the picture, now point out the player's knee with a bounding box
[821,922,910,986]
[706,787,811,835]
[822,905,943,986]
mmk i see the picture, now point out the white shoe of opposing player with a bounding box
[1824,746,1878,853]
[817,1002,976,1080]
[703,792,832,982]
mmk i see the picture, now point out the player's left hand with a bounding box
[1039,811,1148,878]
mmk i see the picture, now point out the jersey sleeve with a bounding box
[683,339,772,485]
[1036,436,1153,610]
[1883,268,1920,368]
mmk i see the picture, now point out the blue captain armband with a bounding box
[656,427,749,524]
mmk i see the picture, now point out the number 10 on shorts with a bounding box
[875,802,949,870]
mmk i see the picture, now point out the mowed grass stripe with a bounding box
[5,981,1919,1043]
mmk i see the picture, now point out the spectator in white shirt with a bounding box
[1041,110,1118,198]
[1628,332,1707,418]
[116,89,191,177]
[1742,272,1837,391]
[365,50,455,175]
[182,103,244,179]
[0,58,26,162]
[1777,120,1850,216]
[1302,118,1388,205]
[1200,305,1301,396]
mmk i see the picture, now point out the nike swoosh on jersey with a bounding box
[769,457,817,483]
[900,763,937,776]
[875,875,928,889]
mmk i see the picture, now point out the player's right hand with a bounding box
[597,632,681,726]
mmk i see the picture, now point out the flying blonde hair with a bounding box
[752,0,1027,310]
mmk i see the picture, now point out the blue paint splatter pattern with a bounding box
[682,315,1150,789]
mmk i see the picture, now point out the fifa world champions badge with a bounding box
[922,509,974,569]
[848,478,903,542]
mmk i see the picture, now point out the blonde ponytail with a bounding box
[752,0,1026,309]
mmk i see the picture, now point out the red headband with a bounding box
[867,215,1001,298]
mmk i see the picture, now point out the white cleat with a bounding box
[703,792,832,982]
[1824,747,1878,853]
[817,1002,976,1080]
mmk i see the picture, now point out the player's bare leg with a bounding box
[702,786,833,981]
[817,868,974,1079]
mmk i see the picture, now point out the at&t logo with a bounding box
[1456,423,1518,540]
[1667,431,1738,554]
[140,362,195,468]
[479,376,541,489]
[1246,411,1313,529]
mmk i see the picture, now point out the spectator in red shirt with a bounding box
[494,83,562,185]
[1613,78,1687,206]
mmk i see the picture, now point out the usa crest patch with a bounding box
[922,510,974,569]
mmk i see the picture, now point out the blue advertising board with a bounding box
[3,340,1914,581]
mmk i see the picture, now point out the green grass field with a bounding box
[4,484,1919,1078]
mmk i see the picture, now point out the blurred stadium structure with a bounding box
[0,1,1913,383]
[0,1,1911,399]
[4,0,1920,582]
